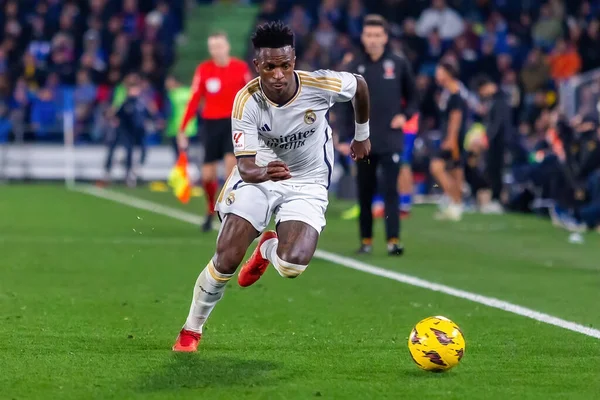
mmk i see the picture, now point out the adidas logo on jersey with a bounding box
[259,124,271,132]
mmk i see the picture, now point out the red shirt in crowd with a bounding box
[179,57,251,131]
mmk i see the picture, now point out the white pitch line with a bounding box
[72,185,600,340]
[313,250,600,339]
[76,185,204,225]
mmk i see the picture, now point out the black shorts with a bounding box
[203,118,233,164]
[431,139,463,170]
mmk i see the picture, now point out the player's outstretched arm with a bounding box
[237,157,292,183]
[350,75,371,160]
[178,68,204,150]
[352,75,370,125]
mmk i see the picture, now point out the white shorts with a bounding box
[215,167,328,234]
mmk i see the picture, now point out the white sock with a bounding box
[183,260,233,333]
[260,238,308,278]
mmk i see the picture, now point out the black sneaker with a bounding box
[387,242,404,256]
[201,214,214,232]
[356,243,372,254]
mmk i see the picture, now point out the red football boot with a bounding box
[400,210,411,220]
[238,230,278,287]
[172,329,202,352]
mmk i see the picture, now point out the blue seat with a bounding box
[0,119,11,143]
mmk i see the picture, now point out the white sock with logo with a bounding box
[260,238,307,278]
[183,260,233,333]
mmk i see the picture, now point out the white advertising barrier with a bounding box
[0,143,347,187]
[0,144,185,182]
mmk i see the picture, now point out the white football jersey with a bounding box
[231,70,358,187]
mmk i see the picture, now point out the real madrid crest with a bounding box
[225,192,235,206]
[304,110,316,125]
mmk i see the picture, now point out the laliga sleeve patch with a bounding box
[233,131,245,150]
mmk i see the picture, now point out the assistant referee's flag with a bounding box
[168,152,191,204]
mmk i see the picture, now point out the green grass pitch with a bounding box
[1,184,599,399]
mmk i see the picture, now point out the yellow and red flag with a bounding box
[168,152,191,204]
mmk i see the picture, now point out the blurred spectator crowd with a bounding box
[251,0,600,226]
[1,0,599,146]
[254,0,600,137]
[0,0,184,144]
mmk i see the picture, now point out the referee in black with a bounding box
[342,15,418,255]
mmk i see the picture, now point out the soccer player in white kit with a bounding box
[173,21,372,352]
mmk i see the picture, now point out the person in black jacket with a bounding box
[340,15,418,255]
[475,75,513,214]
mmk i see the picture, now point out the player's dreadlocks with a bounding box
[251,21,295,51]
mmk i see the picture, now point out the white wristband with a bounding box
[354,121,370,141]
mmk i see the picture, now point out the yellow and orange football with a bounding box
[408,316,465,372]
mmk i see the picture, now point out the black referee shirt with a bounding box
[342,48,418,154]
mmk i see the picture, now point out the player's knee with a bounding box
[275,249,310,278]
[214,243,246,275]
[213,214,259,274]
[279,246,313,266]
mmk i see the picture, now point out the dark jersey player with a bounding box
[178,31,251,232]
[430,61,468,221]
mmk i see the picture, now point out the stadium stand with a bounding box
[0,0,184,144]
[1,0,598,143]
